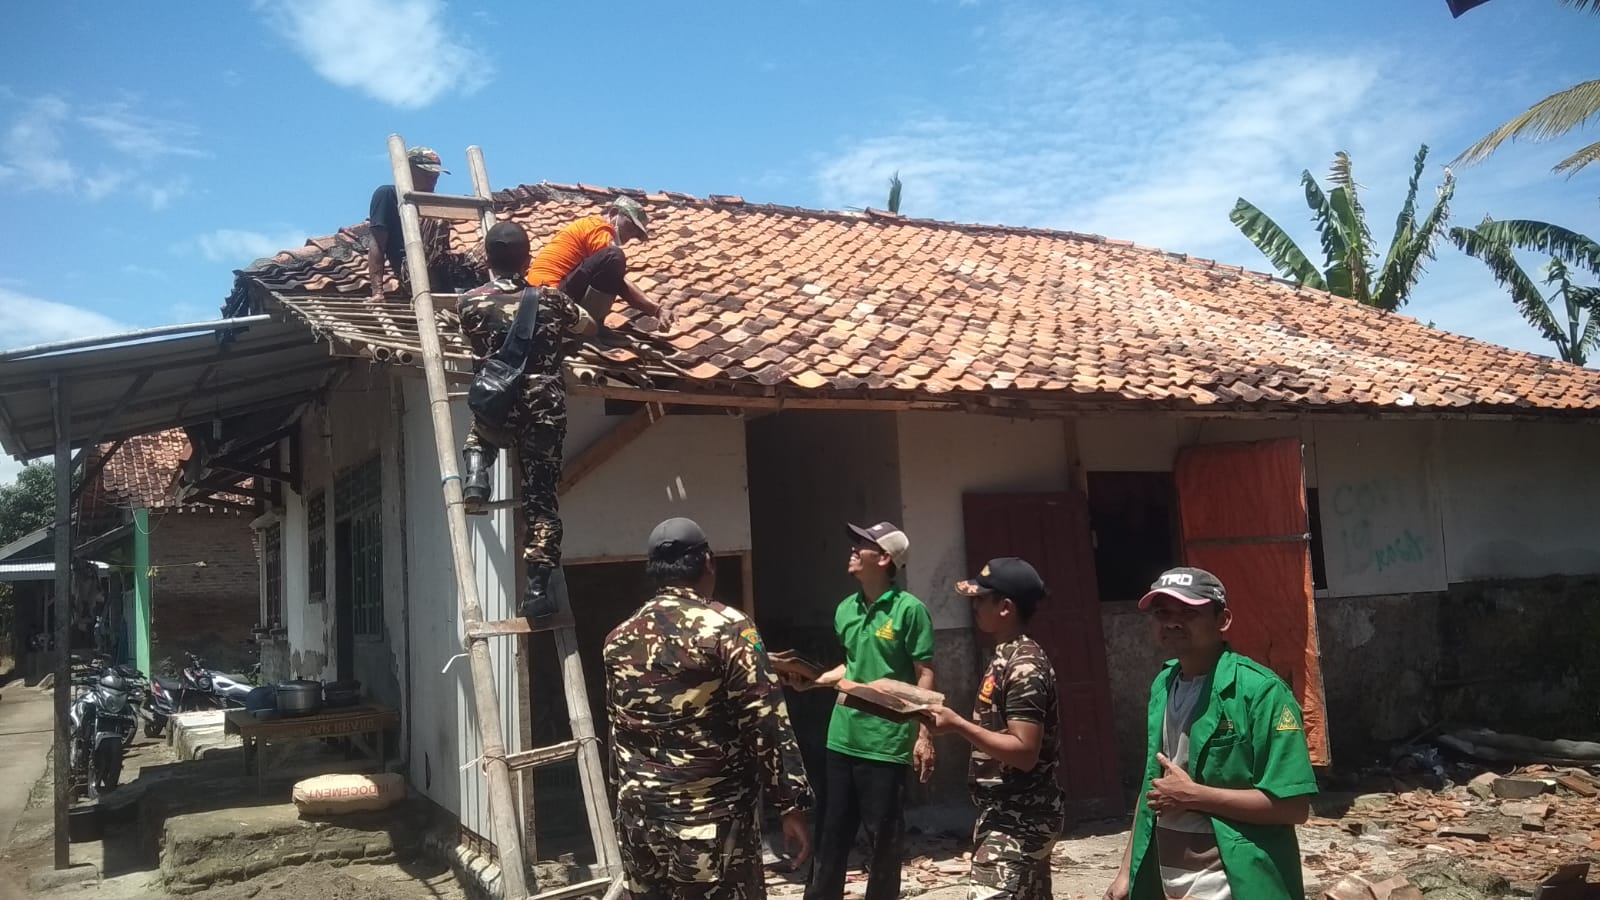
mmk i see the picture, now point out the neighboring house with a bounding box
[76,429,261,675]
[0,526,111,683]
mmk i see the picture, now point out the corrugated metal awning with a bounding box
[0,560,109,583]
[0,316,339,461]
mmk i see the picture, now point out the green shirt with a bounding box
[1128,647,1318,900]
[825,587,934,765]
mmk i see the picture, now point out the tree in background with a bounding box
[1451,1,1600,178]
[1450,218,1600,364]
[1229,145,1456,310]
[0,462,54,547]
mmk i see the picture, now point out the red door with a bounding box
[1174,438,1330,765]
[963,492,1122,818]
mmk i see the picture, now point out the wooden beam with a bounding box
[213,460,296,485]
[50,375,71,871]
[557,401,667,496]
[72,437,125,504]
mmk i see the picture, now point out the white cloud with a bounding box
[185,228,307,264]
[0,287,132,353]
[0,455,23,487]
[257,0,492,109]
[811,4,1597,360]
[0,95,200,210]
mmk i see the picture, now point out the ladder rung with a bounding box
[466,612,576,638]
[506,739,580,771]
[404,190,493,221]
[463,497,519,512]
[531,875,618,900]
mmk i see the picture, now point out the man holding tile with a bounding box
[790,521,936,900]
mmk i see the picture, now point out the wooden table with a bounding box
[223,704,400,793]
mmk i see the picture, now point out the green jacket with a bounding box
[1128,647,1317,900]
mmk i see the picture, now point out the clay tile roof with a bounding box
[229,182,1600,415]
[79,430,249,513]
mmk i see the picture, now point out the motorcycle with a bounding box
[68,672,137,798]
[144,654,261,737]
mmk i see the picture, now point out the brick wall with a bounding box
[146,509,260,675]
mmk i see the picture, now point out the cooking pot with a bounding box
[275,680,323,718]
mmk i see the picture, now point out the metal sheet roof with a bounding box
[0,560,108,582]
[0,317,338,461]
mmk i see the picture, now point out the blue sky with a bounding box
[0,0,1594,482]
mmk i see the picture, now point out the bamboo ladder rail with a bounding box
[385,135,624,900]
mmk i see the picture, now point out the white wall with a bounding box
[895,412,1071,628]
[1437,420,1600,580]
[401,376,523,834]
[562,396,751,560]
[1312,420,1446,597]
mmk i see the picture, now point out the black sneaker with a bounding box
[522,566,558,621]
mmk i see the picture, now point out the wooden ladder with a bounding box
[385,134,623,900]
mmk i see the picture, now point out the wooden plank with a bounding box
[557,401,666,495]
[555,617,624,877]
[505,739,580,771]
[403,190,494,222]
[530,875,616,900]
[466,612,576,638]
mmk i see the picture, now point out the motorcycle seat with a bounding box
[154,675,184,691]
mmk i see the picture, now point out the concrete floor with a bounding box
[0,682,61,900]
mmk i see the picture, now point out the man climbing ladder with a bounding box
[458,222,597,621]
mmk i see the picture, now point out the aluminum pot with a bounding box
[275,680,323,718]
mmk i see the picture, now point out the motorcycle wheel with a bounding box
[145,717,166,739]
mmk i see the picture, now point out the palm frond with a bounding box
[1229,198,1328,290]
[1374,145,1429,304]
[1553,139,1600,177]
[1451,222,1570,357]
[1558,0,1600,13]
[1452,80,1600,167]
[1301,170,1346,272]
[1467,219,1600,276]
[1375,167,1455,311]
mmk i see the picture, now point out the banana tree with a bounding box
[1230,145,1455,310]
[1450,217,1600,364]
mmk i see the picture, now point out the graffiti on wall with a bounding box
[1328,475,1434,577]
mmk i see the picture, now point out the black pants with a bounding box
[804,749,906,900]
[559,245,629,307]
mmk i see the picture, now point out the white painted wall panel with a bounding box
[895,412,1069,629]
[561,396,751,560]
[1437,420,1600,581]
[1311,420,1446,597]
[401,375,522,835]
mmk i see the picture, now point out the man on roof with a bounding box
[528,197,674,335]
[366,146,473,302]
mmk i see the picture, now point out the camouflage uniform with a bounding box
[966,636,1065,900]
[602,585,814,900]
[455,276,589,568]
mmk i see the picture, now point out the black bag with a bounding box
[467,287,539,447]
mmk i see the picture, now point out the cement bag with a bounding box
[292,772,405,815]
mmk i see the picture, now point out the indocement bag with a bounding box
[292,772,405,816]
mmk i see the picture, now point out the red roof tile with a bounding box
[233,183,1600,415]
[79,430,251,513]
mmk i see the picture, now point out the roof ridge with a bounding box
[491,181,1314,292]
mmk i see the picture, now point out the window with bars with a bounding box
[307,491,326,603]
[335,458,384,638]
[262,523,283,629]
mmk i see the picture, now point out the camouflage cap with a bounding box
[610,197,649,239]
[407,146,448,174]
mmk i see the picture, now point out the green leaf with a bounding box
[1468,219,1600,277]
[887,171,903,214]
[1326,184,1373,304]
[1452,80,1600,169]
[1451,222,1572,360]
[1301,170,1346,272]
[1229,198,1328,290]
[1374,145,1428,300]
[1374,165,1455,311]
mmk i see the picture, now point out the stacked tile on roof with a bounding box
[79,429,251,513]
[234,183,1600,415]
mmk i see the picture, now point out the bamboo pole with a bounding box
[50,375,71,870]
[387,134,530,899]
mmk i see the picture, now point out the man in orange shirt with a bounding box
[529,197,673,335]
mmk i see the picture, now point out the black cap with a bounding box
[646,517,709,559]
[486,222,529,247]
[956,557,1046,606]
[1139,567,1226,609]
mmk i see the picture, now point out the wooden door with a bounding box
[1174,437,1330,765]
[963,492,1122,818]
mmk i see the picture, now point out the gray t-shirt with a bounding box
[1160,674,1212,834]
